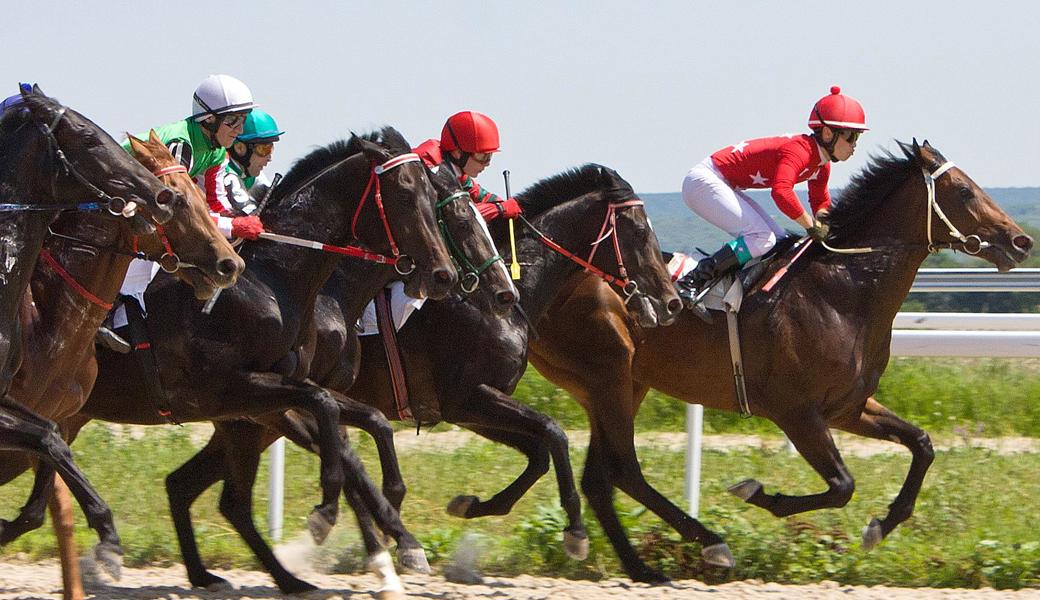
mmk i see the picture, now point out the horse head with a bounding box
[17,85,177,225]
[125,131,244,297]
[899,139,1032,271]
[426,162,516,316]
[348,131,457,300]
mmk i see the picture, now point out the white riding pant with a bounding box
[681,158,786,259]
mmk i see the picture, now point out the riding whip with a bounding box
[503,170,521,280]
[201,173,282,315]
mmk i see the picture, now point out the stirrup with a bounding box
[95,327,131,354]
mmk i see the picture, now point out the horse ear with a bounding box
[357,137,391,162]
[30,84,44,97]
[126,134,147,156]
[148,129,163,146]
[911,138,922,156]
[922,139,933,150]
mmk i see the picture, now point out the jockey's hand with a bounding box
[231,215,265,240]
[806,219,830,242]
[500,198,523,219]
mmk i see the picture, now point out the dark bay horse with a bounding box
[526,141,1034,582]
[150,162,517,597]
[0,131,244,550]
[61,129,457,595]
[0,88,185,588]
[228,165,681,567]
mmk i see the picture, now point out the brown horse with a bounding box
[0,132,242,578]
[527,141,1033,582]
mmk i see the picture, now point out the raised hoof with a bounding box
[563,529,589,561]
[727,478,763,502]
[446,495,477,518]
[397,547,431,574]
[93,542,124,580]
[702,542,735,568]
[862,518,884,551]
[307,509,334,545]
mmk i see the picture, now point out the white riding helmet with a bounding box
[191,74,256,121]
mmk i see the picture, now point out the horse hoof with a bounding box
[564,529,589,561]
[398,547,431,574]
[376,591,407,600]
[702,542,735,568]
[202,577,234,592]
[307,509,334,545]
[862,518,884,551]
[630,565,669,584]
[93,542,124,580]
[727,478,762,502]
[446,495,477,518]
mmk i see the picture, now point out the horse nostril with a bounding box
[496,290,516,306]
[155,188,175,206]
[667,298,682,315]
[434,269,452,284]
[217,258,241,278]
[1013,234,1034,252]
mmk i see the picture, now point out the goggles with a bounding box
[251,142,274,157]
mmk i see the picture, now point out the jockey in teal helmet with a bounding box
[223,109,283,215]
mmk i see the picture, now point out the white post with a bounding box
[684,403,703,518]
[267,436,285,541]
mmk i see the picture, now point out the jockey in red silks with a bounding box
[414,111,522,222]
[677,86,868,306]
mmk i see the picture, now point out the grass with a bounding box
[1,421,1038,589]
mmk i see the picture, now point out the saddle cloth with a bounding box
[112,258,161,328]
[357,281,425,336]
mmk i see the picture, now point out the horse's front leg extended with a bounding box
[833,396,934,549]
[440,384,588,561]
[221,371,345,543]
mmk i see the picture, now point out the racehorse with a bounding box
[191,164,682,570]
[526,141,1033,582]
[0,87,188,593]
[0,130,244,546]
[61,129,459,596]
[149,161,517,597]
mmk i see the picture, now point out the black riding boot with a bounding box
[676,243,742,309]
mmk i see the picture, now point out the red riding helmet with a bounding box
[808,86,868,131]
[440,111,501,153]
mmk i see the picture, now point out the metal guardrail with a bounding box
[911,268,1040,293]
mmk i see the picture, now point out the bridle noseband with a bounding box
[437,190,504,293]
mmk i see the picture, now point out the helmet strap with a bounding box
[447,149,471,171]
[230,142,253,172]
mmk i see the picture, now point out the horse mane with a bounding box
[825,142,941,239]
[515,164,634,218]
[269,126,410,204]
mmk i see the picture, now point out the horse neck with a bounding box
[0,212,54,392]
[512,198,607,322]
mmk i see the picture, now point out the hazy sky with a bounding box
[5,1,1038,196]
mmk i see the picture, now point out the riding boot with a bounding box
[95,326,131,354]
[676,243,743,313]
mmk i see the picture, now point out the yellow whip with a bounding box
[503,169,520,280]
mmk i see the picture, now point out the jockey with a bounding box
[414,111,522,222]
[222,109,283,215]
[676,86,867,306]
[121,74,264,240]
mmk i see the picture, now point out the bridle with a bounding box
[519,198,646,304]
[436,190,504,293]
[821,160,991,256]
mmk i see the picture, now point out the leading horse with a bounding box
[528,141,1033,582]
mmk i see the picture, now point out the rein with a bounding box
[437,190,504,293]
[519,198,644,304]
[37,249,113,310]
[256,153,422,275]
[821,160,991,256]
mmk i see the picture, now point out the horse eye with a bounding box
[958,186,975,200]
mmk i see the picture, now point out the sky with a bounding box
[4,1,1039,196]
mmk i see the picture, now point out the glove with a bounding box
[231,215,265,240]
[499,197,523,219]
[806,218,829,242]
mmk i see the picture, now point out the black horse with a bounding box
[64,129,459,595]
[153,162,518,595]
[212,165,681,566]
[0,86,181,575]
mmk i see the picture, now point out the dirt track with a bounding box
[0,561,1037,600]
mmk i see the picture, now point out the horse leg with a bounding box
[213,421,319,594]
[50,476,83,600]
[730,411,856,517]
[221,372,346,542]
[833,396,934,549]
[440,384,587,560]
[336,397,406,511]
[164,433,235,591]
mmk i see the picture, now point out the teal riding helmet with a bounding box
[236,109,284,143]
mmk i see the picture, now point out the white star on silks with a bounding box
[730,140,749,153]
[749,171,768,186]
